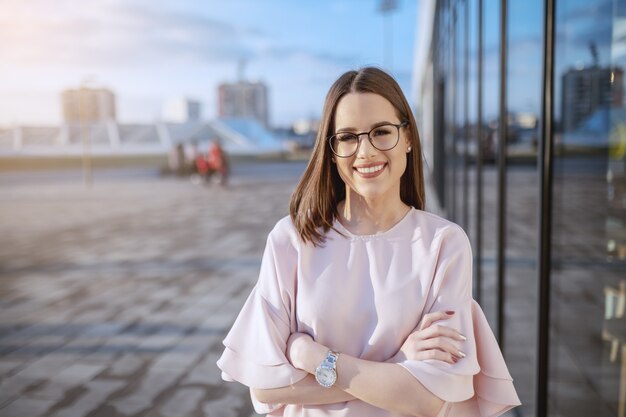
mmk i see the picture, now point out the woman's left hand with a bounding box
[287,332,314,370]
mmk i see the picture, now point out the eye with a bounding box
[335,133,358,142]
[371,127,393,137]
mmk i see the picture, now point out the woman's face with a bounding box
[331,92,411,203]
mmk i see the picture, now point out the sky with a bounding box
[0,0,418,128]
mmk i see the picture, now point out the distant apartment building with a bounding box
[561,66,624,132]
[163,98,202,123]
[61,87,116,124]
[218,81,269,127]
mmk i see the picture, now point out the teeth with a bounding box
[356,164,385,174]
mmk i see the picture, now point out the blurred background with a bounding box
[0,0,624,417]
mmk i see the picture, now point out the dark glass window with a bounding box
[551,0,626,415]
[503,0,543,415]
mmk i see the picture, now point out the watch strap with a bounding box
[325,350,339,368]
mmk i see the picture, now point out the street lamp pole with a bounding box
[79,81,93,187]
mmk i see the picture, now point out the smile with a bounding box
[354,163,387,177]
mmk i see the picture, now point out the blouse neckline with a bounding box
[333,207,415,240]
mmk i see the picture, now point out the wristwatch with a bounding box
[315,350,339,388]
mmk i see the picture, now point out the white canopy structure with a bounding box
[0,118,286,157]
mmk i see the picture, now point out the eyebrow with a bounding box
[335,120,396,133]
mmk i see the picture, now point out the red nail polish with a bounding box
[446,310,455,315]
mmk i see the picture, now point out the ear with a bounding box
[403,125,413,151]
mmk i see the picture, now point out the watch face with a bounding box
[315,366,337,388]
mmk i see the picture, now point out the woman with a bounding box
[216,67,520,417]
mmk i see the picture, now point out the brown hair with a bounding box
[289,67,425,246]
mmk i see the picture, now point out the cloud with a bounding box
[559,0,613,21]
[0,0,355,69]
[0,1,256,66]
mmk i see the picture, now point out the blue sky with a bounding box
[0,0,418,127]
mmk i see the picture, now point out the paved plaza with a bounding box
[0,162,312,417]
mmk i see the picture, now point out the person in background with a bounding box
[216,67,520,417]
[207,137,229,187]
[193,142,211,184]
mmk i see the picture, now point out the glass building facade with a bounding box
[414,0,626,416]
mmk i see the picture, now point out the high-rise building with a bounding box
[561,66,624,132]
[61,87,116,124]
[218,81,269,127]
[163,98,202,123]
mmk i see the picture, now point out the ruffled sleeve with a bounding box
[397,224,521,417]
[216,219,308,414]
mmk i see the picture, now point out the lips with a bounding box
[353,162,387,178]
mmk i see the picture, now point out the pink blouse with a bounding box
[216,208,521,416]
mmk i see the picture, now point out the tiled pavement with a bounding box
[0,164,310,417]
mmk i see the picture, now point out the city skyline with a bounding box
[0,0,418,128]
[1,0,620,130]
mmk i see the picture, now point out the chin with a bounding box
[350,185,391,201]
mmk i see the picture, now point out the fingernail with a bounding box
[445,310,455,315]
[459,334,467,341]
[458,351,466,358]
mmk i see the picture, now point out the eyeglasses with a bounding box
[328,121,408,158]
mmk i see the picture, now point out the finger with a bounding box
[420,324,467,342]
[424,323,467,343]
[418,310,456,331]
[415,348,458,364]
[419,337,465,359]
[405,333,465,361]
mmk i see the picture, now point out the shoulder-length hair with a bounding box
[289,67,425,246]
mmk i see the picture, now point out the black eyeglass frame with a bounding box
[327,121,409,158]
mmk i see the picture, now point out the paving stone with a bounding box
[80,323,126,337]
[29,363,105,401]
[202,390,246,417]
[184,352,223,387]
[108,353,144,378]
[49,379,126,417]
[0,375,42,407]
[111,368,180,415]
[0,397,56,417]
[160,387,206,417]
[11,353,79,380]
[137,334,185,352]
[151,335,206,372]
[0,359,25,378]
[2,335,69,358]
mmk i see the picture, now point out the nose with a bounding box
[355,133,377,157]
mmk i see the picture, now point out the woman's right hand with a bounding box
[395,310,467,365]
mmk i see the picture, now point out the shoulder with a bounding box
[412,210,472,254]
[267,215,300,250]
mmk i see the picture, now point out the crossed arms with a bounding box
[253,310,467,417]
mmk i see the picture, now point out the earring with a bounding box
[407,147,412,153]
[331,157,336,163]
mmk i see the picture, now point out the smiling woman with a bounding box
[331,93,411,217]
[216,67,520,417]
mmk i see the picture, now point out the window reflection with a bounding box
[552,0,626,415]
[603,280,625,417]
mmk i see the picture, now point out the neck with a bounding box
[338,191,410,235]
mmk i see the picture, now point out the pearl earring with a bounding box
[407,147,412,153]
